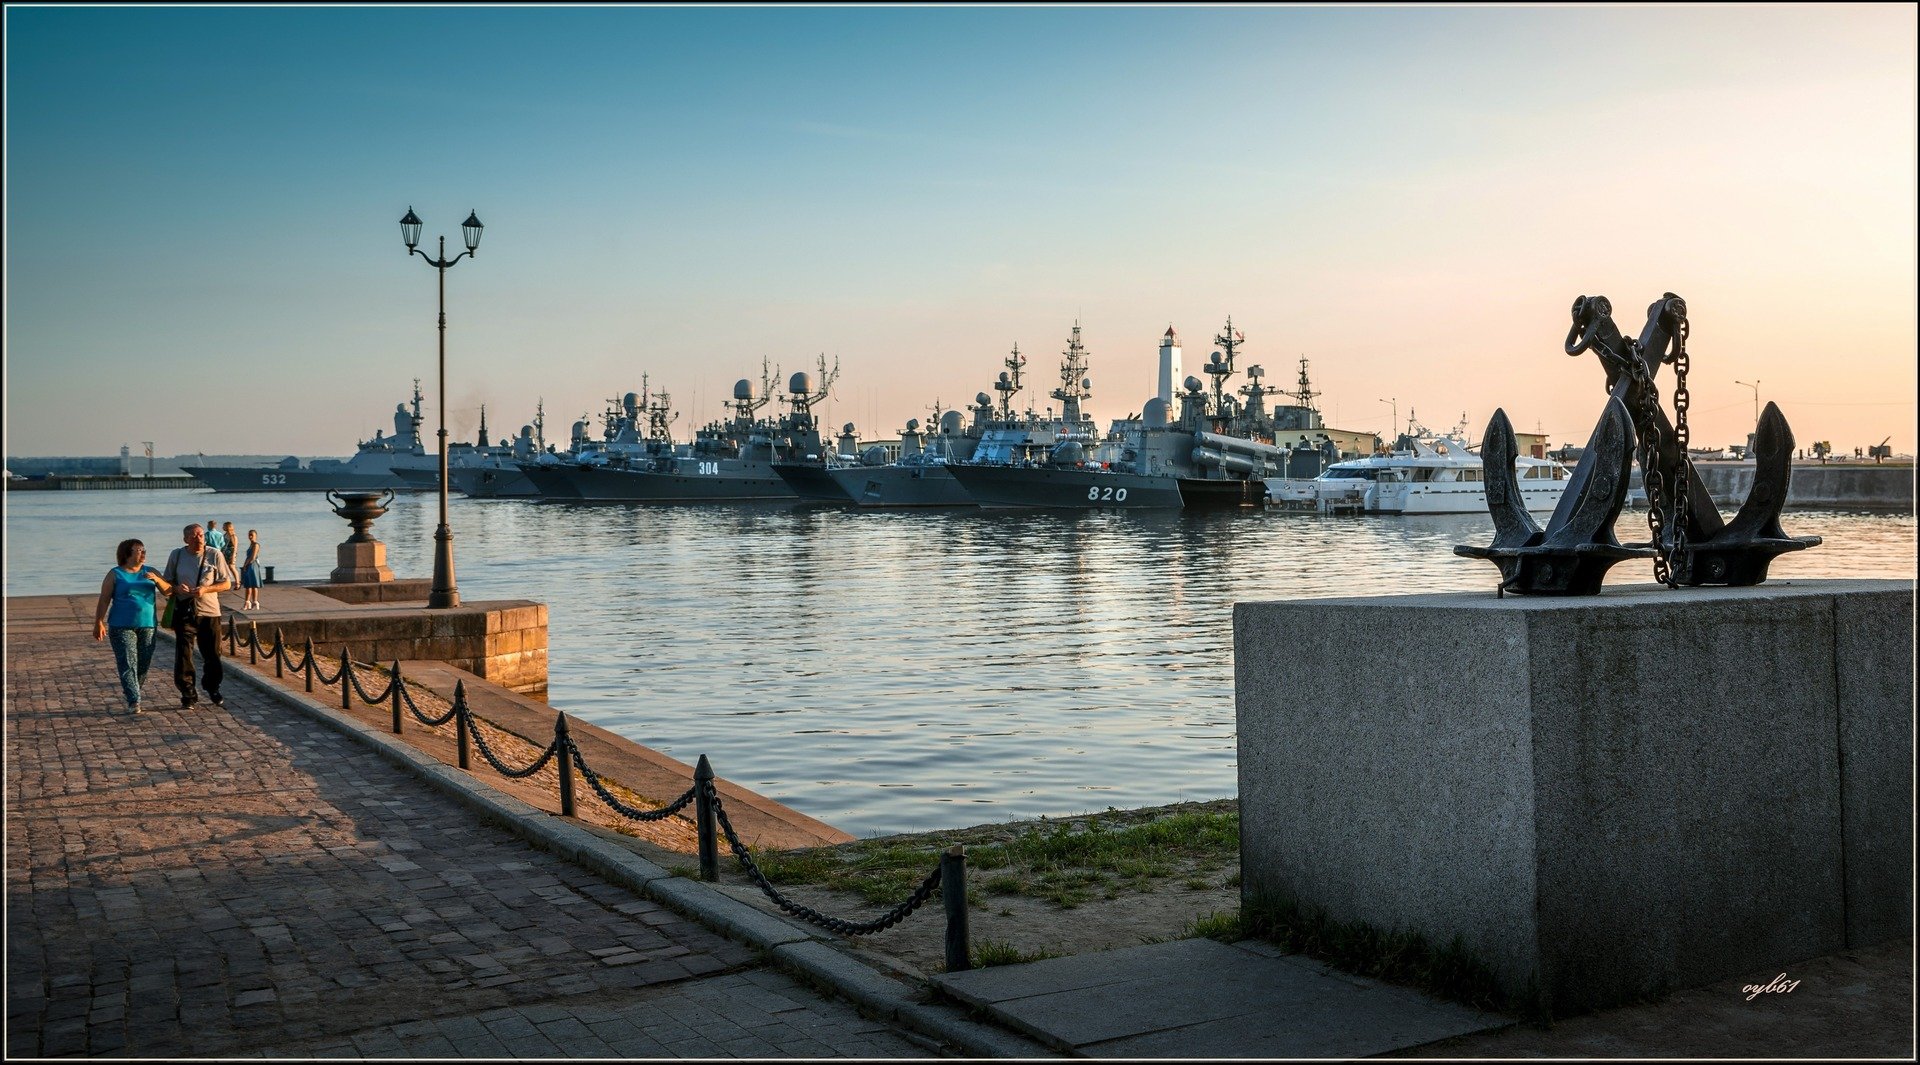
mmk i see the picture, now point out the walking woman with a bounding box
[221,521,240,579]
[92,538,174,714]
[240,529,264,610]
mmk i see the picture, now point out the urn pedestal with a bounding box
[327,489,396,584]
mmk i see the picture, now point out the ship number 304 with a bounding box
[1086,486,1129,502]
[696,462,719,475]
[260,474,287,486]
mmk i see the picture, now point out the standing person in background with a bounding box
[240,529,264,611]
[221,521,239,579]
[204,520,227,562]
[162,523,235,708]
[92,538,174,714]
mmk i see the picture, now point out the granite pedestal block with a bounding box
[1234,579,1912,1014]
[331,540,394,583]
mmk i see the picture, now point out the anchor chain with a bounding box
[1617,344,1677,587]
[1665,315,1693,583]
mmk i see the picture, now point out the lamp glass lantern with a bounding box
[461,211,484,253]
[399,208,423,250]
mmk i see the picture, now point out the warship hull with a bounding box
[186,464,428,493]
[945,464,1185,509]
[520,461,796,502]
[1177,477,1268,508]
[452,464,539,498]
[771,462,853,502]
[827,464,977,507]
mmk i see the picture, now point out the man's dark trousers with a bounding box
[172,606,223,705]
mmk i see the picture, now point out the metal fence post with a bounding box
[453,680,470,770]
[554,713,575,817]
[304,637,315,692]
[248,621,260,665]
[695,755,719,881]
[942,845,971,972]
[340,652,352,710]
[273,628,285,678]
[390,661,403,734]
[226,613,238,655]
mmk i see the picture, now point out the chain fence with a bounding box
[222,615,971,969]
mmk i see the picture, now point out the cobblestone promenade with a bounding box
[5,623,930,1058]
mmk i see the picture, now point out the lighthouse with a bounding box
[1157,325,1182,405]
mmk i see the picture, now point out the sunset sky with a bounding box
[6,4,1915,458]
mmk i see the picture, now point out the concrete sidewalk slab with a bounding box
[932,938,1507,1058]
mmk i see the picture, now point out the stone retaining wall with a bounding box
[235,598,548,696]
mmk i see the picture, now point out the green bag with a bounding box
[161,596,175,629]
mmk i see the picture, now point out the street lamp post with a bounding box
[398,206,484,610]
[1378,397,1397,450]
[1734,379,1761,424]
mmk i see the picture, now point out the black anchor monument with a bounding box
[1456,292,1820,594]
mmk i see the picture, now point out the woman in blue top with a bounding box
[92,538,175,714]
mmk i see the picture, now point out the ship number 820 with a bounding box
[1086,486,1128,502]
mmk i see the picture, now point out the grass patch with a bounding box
[969,940,1063,969]
[748,807,1240,909]
[1183,909,1245,943]
[1241,895,1522,1017]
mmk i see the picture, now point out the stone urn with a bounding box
[327,489,396,583]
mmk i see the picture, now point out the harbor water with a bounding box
[6,489,1913,837]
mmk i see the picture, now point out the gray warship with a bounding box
[448,403,549,499]
[520,363,835,503]
[391,403,543,496]
[827,344,1072,508]
[186,382,435,493]
[946,320,1369,509]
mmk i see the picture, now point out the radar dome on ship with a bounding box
[733,379,755,400]
[1082,377,1092,390]
[572,420,588,436]
[623,392,639,410]
[842,422,856,434]
[998,371,1010,383]
[860,445,889,467]
[976,392,991,406]
[1142,397,1169,428]
[1184,376,1205,392]
[940,410,964,434]
[519,425,533,438]
[905,418,920,432]
[1051,440,1085,465]
[789,371,812,394]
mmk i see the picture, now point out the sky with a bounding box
[5,4,1916,458]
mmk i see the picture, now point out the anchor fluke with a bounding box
[1454,398,1650,595]
[1676,401,1821,586]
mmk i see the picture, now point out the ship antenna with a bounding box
[1284,355,1321,412]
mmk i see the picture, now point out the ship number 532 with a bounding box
[1086,486,1128,502]
[260,474,287,486]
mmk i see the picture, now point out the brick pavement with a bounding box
[4,626,931,1058]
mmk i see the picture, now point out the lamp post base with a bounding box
[428,524,459,609]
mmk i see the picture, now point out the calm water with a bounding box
[6,488,1913,835]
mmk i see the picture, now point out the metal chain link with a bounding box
[1666,316,1693,581]
[401,683,460,727]
[705,782,942,935]
[566,739,697,822]
[1616,344,1677,588]
[345,662,396,705]
[311,656,347,686]
[465,712,560,778]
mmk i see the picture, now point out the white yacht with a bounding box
[1270,425,1570,514]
